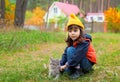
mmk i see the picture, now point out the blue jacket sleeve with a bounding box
[60,47,67,66]
[67,41,89,67]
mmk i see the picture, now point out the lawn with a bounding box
[0,30,120,82]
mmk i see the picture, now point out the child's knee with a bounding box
[67,47,76,60]
[67,47,75,52]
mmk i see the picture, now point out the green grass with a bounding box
[0,30,120,82]
[0,30,65,53]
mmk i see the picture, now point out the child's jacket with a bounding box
[86,41,96,64]
[60,34,96,67]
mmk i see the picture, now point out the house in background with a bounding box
[44,2,80,28]
[86,13,105,22]
[84,13,106,33]
[44,2,80,22]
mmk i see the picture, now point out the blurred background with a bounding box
[0,0,120,32]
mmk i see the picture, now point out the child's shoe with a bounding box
[60,70,64,75]
[83,68,94,74]
[69,69,84,79]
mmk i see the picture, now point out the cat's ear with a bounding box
[59,59,60,61]
[50,57,53,61]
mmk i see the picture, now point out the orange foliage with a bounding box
[104,7,120,32]
[5,0,15,24]
[25,7,45,26]
[104,7,120,23]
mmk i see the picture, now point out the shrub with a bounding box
[104,7,120,33]
[25,7,45,26]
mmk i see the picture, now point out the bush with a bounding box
[104,7,120,33]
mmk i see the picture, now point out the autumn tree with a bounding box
[14,0,28,27]
[25,7,45,26]
[104,7,120,32]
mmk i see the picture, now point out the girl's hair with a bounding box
[65,24,84,46]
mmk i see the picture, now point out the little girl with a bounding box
[60,14,96,79]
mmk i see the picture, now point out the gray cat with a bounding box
[48,57,60,80]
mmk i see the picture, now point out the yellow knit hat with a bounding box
[66,13,84,30]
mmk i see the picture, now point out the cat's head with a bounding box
[50,57,60,65]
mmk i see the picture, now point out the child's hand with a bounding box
[60,65,67,71]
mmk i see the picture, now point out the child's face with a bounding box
[68,27,80,41]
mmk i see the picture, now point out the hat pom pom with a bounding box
[70,13,75,18]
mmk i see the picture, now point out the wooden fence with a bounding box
[84,22,107,33]
[45,22,107,33]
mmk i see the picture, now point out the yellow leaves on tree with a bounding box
[104,7,120,23]
[5,0,15,22]
[26,7,45,26]
[104,7,120,32]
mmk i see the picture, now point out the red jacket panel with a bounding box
[86,42,96,64]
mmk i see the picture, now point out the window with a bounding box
[98,17,103,20]
[90,17,93,20]
[90,17,94,21]
[54,7,57,13]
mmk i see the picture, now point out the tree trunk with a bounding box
[0,0,5,19]
[90,0,92,13]
[80,0,82,10]
[101,0,104,12]
[107,0,110,8]
[67,0,71,4]
[14,0,28,27]
[97,0,100,12]
[71,0,74,4]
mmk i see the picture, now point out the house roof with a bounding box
[54,2,80,16]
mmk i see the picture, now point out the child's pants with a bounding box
[66,46,93,72]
